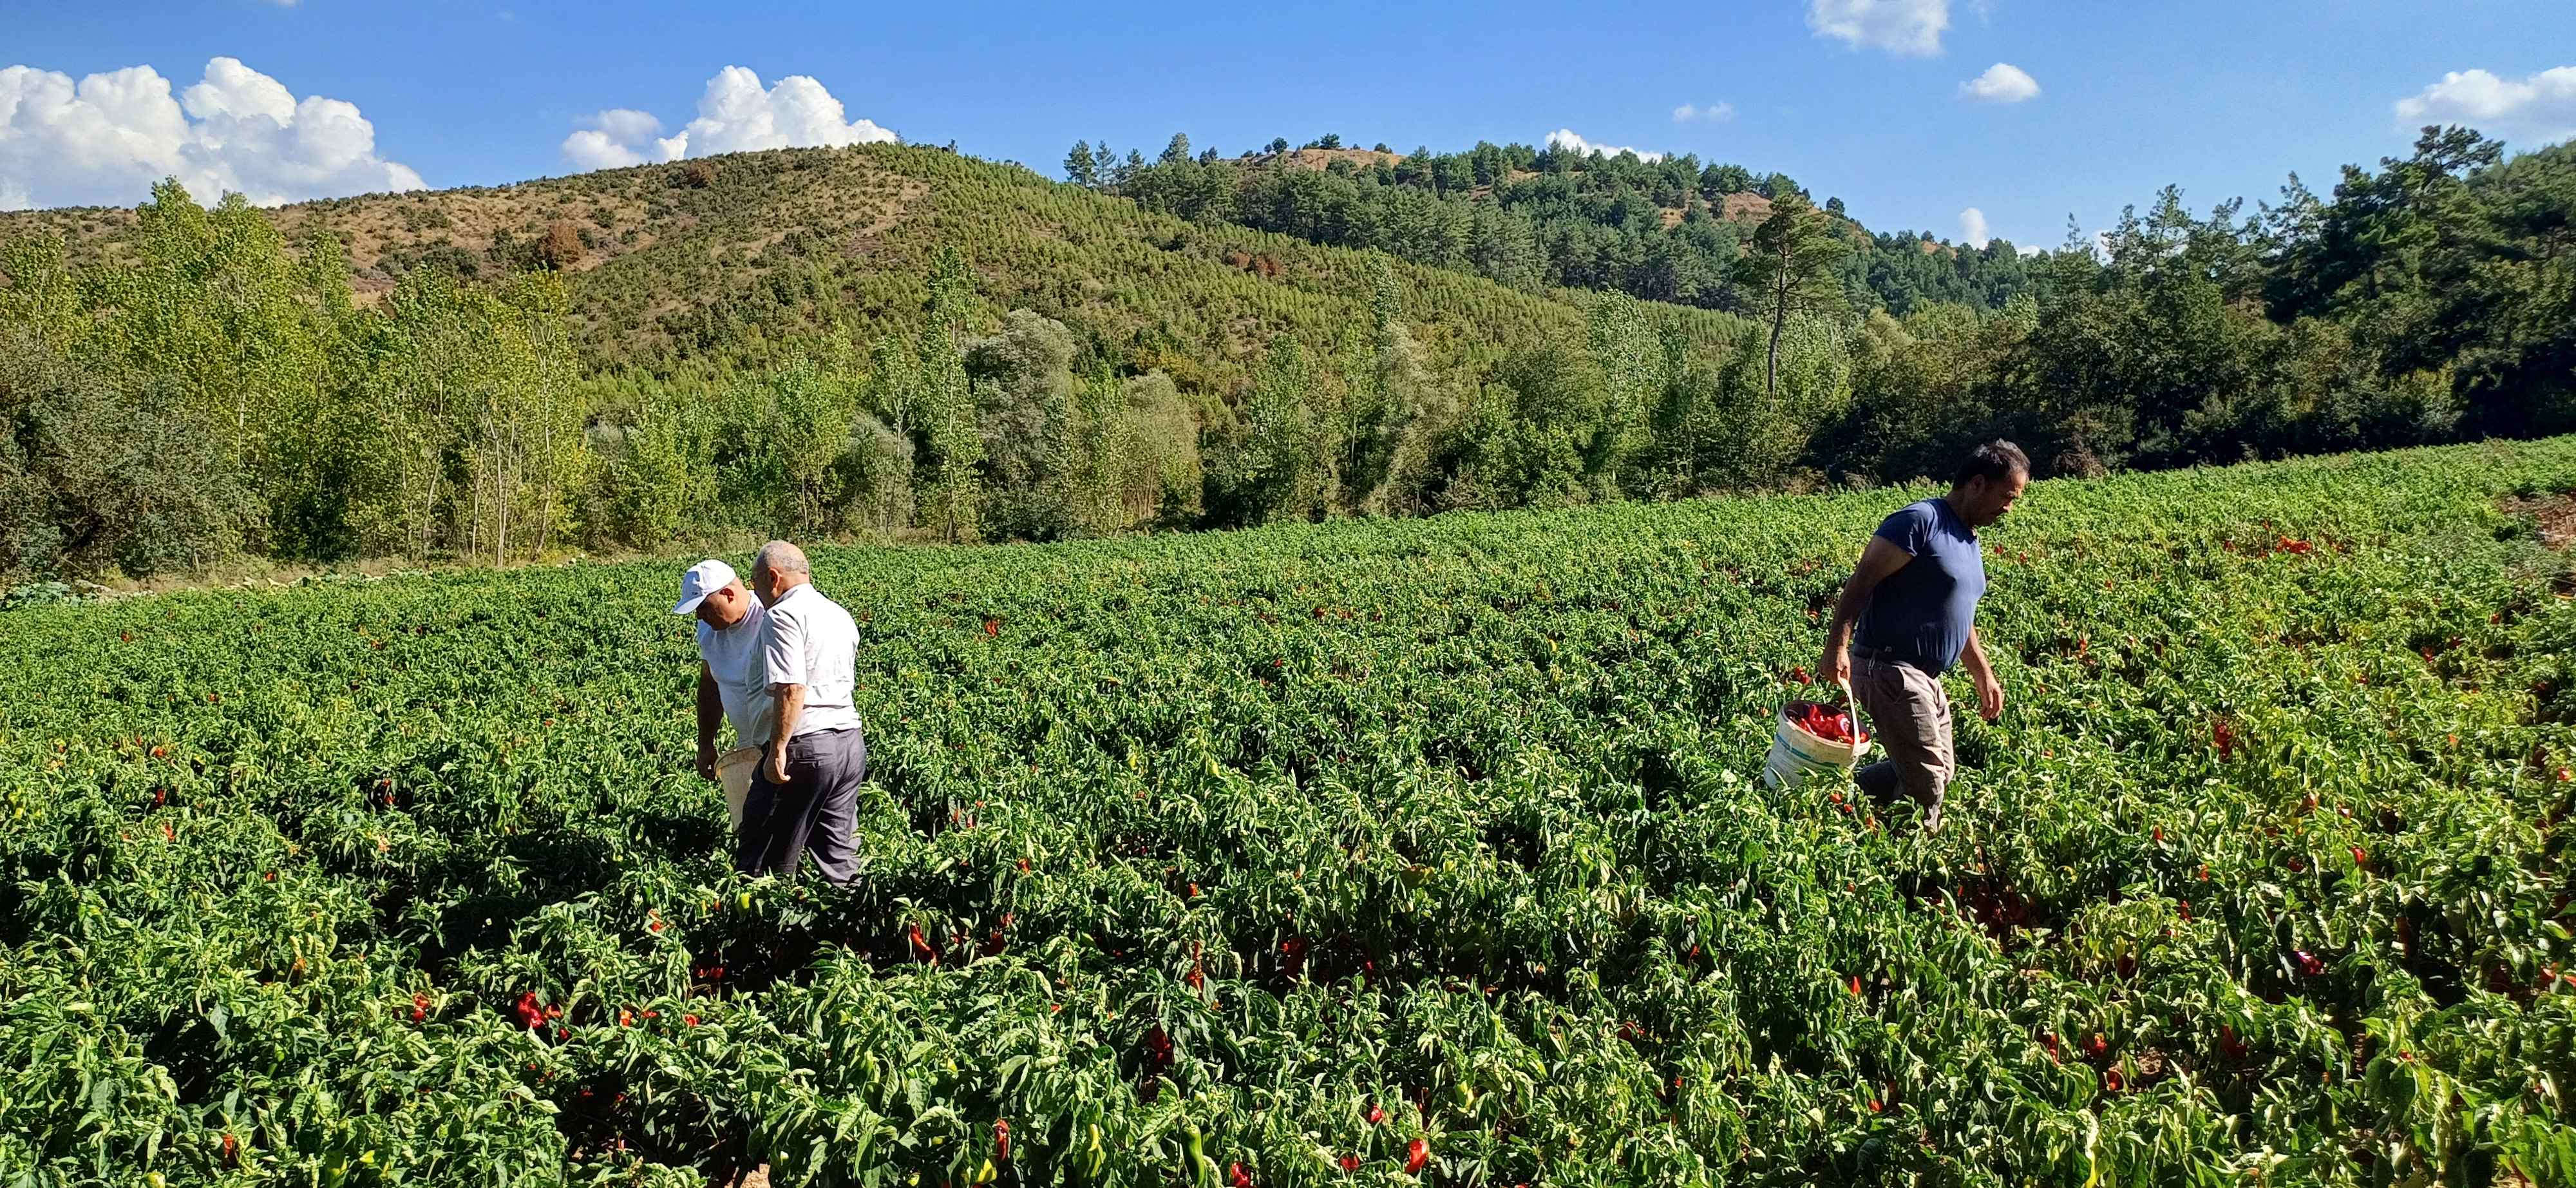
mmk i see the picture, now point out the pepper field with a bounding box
[7,439,2576,1187]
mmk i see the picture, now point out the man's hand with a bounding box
[1962,627,2003,722]
[1973,669,2003,722]
[1822,646,1851,689]
[696,740,719,782]
[764,741,791,785]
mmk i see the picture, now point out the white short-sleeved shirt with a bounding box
[762,582,864,737]
[696,598,775,749]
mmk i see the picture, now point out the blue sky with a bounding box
[5,0,2573,250]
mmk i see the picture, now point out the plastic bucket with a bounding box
[1762,685,1871,789]
[716,745,762,829]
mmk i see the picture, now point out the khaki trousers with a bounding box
[1850,651,1953,832]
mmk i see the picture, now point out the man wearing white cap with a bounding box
[674,559,772,831]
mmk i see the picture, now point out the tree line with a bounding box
[0,126,2568,583]
[1084,133,2043,316]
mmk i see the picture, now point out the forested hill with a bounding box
[0,144,1750,399]
[1087,135,2040,315]
[0,126,2570,588]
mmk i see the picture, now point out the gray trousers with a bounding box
[1850,651,1954,832]
[736,727,864,883]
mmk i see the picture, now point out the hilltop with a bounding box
[1,143,1751,399]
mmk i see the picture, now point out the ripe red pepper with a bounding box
[1229,1162,1252,1188]
[994,1118,1010,1160]
[411,992,430,1022]
[1404,1138,1428,1174]
[1339,1153,1361,1173]
[513,992,544,1030]
[1365,1102,1384,1125]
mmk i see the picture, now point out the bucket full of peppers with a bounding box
[1763,682,1872,789]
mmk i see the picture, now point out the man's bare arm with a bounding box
[764,683,806,783]
[1961,626,2003,720]
[1821,537,1916,685]
[695,662,723,780]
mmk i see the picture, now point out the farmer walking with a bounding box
[1819,441,2028,832]
[742,541,867,882]
[674,558,772,830]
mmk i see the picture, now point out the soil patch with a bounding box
[2503,492,2576,548]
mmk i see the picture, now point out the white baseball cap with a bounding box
[672,559,739,615]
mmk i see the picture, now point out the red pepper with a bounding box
[1404,1138,1428,1174]
[1229,1163,1252,1188]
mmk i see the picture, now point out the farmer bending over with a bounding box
[742,540,868,883]
[674,558,771,830]
[1820,441,2028,833]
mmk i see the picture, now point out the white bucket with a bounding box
[1762,685,1871,789]
[716,745,762,829]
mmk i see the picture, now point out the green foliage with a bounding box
[10,440,2576,1183]
[0,128,2570,578]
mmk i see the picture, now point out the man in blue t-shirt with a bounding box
[1819,441,2029,832]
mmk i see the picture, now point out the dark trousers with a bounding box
[735,727,865,883]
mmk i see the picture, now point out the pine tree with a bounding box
[1734,194,1848,396]
[1064,141,1099,187]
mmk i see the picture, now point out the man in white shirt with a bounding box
[739,539,866,883]
[672,559,770,827]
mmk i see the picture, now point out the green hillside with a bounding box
[1,129,2569,585]
[3,144,1751,398]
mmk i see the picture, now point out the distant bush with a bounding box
[536,221,585,270]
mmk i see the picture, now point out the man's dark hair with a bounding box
[1952,439,2031,487]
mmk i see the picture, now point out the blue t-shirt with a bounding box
[1855,497,1987,675]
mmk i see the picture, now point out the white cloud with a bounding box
[1958,207,1989,249]
[2016,243,2041,258]
[1960,62,2040,104]
[1544,128,1664,162]
[2393,66,2576,146]
[1808,0,1949,57]
[562,108,667,171]
[562,65,898,171]
[1671,101,1737,123]
[0,57,422,210]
